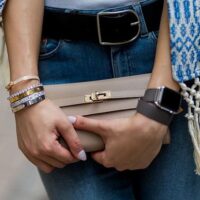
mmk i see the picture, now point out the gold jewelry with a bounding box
[6,75,40,91]
[9,86,44,103]
[12,95,45,113]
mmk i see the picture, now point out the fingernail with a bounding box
[78,150,87,161]
[68,116,77,124]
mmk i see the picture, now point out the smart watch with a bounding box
[142,87,182,114]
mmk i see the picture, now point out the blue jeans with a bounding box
[38,1,200,200]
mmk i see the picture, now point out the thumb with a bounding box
[57,116,87,161]
[74,116,107,138]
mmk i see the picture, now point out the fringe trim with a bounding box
[180,77,200,175]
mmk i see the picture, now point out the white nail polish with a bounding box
[68,116,77,124]
[78,150,87,161]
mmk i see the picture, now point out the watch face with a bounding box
[159,87,181,112]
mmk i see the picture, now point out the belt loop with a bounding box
[132,2,148,36]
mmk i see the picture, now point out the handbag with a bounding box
[44,73,170,152]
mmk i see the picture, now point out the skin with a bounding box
[3,0,83,173]
[74,0,180,171]
[3,0,180,173]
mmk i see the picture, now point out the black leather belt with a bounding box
[42,0,163,45]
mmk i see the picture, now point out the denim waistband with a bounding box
[45,0,160,36]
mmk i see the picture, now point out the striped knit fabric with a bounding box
[167,0,200,82]
[167,0,200,174]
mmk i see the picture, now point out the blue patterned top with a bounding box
[0,0,199,83]
[0,0,6,14]
[167,0,200,82]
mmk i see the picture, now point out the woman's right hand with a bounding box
[15,98,86,173]
[3,0,85,173]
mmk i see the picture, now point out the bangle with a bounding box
[6,75,40,91]
[8,83,43,99]
[12,95,45,113]
[8,85,44,103]
[11,91,45,108]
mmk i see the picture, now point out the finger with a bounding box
[26,140,77,168]
[56,117,87,161]
[50,140,79,164]
[35,135,79,165]
[18,129,78,167]
[19,141,55,173]
[22,148,55,173]
[91,152,103,164]
[39,155,67,169]
[74,116,107,138]
[91,151,109,167]
[28,155,55,173]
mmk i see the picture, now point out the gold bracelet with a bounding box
[12,95,45,113]
[9,86,44,103]
[6,75,40,91]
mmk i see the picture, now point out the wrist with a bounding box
[7,80,45,113]
[14,98,48,116]
[136,99,174,126]
[143,86,182,114]
[9,79,40,94]
[130,111,168,125]
[149,67,180,92]
[134,112,167,128]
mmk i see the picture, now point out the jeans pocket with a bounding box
[149,30,159,42]
[39,39,62,60]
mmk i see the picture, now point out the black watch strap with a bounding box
[142,89,157,102]
[142,87,182,114]
[136,99,173,126]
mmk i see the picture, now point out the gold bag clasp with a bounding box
[85,91,111,103]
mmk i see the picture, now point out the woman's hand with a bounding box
[74,113,168,171]
[15,98,86,173]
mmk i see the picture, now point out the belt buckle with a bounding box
[97,9,140,45]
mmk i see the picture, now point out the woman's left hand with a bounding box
[73,113,168,171]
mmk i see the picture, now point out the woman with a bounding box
[2,0,200,199]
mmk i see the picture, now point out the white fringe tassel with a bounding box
[180,77,200,175]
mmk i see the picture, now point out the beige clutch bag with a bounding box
[44,73,170,152]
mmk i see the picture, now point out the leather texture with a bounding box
[143,88,158,102]
[45,73,170,152]
[42,0,163,42]
[137,99,173,125]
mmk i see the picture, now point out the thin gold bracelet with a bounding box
[9,86,44,103]
[6,75,40,91]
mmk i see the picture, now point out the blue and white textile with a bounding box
[167,0,200,82]
[0,0,6,14]
[167,0,200,174]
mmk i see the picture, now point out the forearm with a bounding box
[148,0,179,91]
[3,0,44,83]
